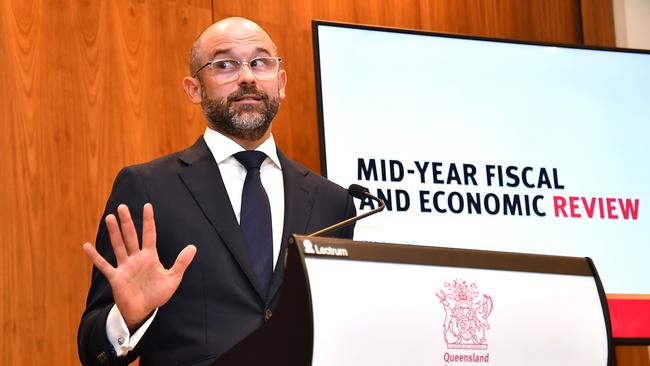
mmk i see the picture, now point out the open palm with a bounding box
[83,203,196,330]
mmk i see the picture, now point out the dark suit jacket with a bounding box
[78,137,356,366]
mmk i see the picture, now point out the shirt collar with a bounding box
[203,127,282,169]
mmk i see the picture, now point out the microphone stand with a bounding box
[307,188,385,237]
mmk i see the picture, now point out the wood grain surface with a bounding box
[0,1,211,364]
[580,0,617,46]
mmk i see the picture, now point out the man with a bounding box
[78,17,356,366]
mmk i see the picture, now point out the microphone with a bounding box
[307,184,385,237]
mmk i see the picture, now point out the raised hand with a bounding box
[82,203,196,331]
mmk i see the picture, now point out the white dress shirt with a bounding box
[202,127,285,267]
[106,128,285,356]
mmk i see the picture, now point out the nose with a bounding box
[237,63,256,85]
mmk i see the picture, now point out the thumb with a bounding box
[170,244,197,277]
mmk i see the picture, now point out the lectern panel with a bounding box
[296,236,611,366]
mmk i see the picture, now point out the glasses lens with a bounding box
[249,57,279,79]
[211,60,240,81]
[207,57,280,82]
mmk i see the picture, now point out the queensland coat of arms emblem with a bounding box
[436,278,493,350]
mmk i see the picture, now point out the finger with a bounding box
[170,244,197,277]
[141,203,157,253]
[117,204,141,255]
[82,243,116,279]
[105,214,128,264]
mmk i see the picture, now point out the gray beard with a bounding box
[201,84,280,141]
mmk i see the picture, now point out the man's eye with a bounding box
[249,58,268,68]
[213,60,237,70]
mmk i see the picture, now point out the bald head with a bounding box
[190,17,279,76]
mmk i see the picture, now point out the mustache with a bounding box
[227,85,269,103]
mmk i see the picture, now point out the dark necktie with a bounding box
[234,151,273,297]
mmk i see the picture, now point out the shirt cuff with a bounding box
[106,304,158,357]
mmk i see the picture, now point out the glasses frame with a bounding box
[192,56,283,81]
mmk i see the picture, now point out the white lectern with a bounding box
[213,235,612,366]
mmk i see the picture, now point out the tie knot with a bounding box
[234,150,267,170]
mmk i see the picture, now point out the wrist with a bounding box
[124,310,155,333]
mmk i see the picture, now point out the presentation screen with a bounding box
[313,21,650,341]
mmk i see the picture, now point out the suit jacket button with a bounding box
[265,308,273,321]
[96,351,109,364]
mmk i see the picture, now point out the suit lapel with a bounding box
[267,149,315,302]
[177,137,265,299]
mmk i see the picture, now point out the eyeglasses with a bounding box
[193,56,282,82]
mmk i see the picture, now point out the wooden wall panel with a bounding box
[0,1,212,364]
[617,346,650,366]
[580,0,617,46]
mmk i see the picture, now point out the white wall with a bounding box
[613,0,650,49]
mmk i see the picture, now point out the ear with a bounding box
[182,76,203,104]
[277,69,287,99]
